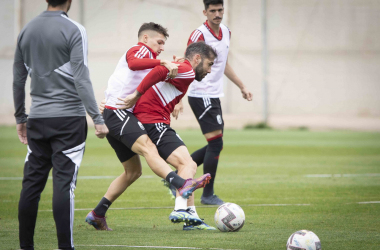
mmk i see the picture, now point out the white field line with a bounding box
[0,175,154,180]
[305,173,380,178]
[357,201,380,204]
[38,203,310,212]
[76,245,240,250]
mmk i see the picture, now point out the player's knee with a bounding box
[208,135,223,152]
[124,167,142,183]
[132,170,142,182]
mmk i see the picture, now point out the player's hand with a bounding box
[116,91,141,110]
[173,55,185,63]
[17,123,28,145]
[241,87,253,101]
[172,101,184,120]
[99,99,106,114]
[161,59,178,79]
[94,124,108,139]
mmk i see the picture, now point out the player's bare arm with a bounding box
[116,90,142,110]
[224,59,253,101]
[99,99,106,114]
[172,100,184,120]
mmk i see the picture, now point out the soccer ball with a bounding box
[286,230,321,250]
[214,203,245,232]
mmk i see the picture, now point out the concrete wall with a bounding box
[1,0,379,130]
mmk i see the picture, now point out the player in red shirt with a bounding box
[86,23,211,231]
[117,41,218,230]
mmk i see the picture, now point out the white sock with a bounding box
[187,206,200,219]
[174,196,187,211]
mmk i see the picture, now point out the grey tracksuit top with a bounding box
[13,10,104,125]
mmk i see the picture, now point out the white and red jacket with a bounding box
[104,42,160,112]
[187,20,231,98]
[133,60,195,124]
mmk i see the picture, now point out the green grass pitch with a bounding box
[1,126,380,249]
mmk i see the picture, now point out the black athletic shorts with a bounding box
[188,96,224,134]
[143,123,185,160]
[103,108,147,162]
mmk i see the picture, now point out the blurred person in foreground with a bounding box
[164,0,253,206]
[13,0,108,249]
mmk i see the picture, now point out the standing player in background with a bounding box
[118,41,218,230]
[13,0,108,249]
[166,0,253,205]
[86,23,211,231]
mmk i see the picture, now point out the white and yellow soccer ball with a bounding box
[214,203,245,232]
[286,230,321,250]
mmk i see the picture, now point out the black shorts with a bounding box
[188,96,224,134]
[103,108,147,162]
[143,123,185,161]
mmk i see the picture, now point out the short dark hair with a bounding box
[185,41,217,61]
[204,0,224,10]
[47,0,68,7]
[138,22,169,39]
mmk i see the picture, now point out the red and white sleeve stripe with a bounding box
[188,30,205,46]
[175,70,195,79]
[134,46,149,59]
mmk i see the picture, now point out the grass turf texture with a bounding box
[0,126,380,249]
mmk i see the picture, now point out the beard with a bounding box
[194,60,206,81]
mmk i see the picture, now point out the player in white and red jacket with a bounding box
[179,0,254,206]
[118,42,218,229]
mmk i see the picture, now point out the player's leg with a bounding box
[129,122,209,197]
[50,116,87,250]
[145,123,212,227]
[188,96,225,205]
[19,119,53,250]
[103,155,142,202]
[86,131,140,231]
[166,145,197,210]
[201,129,223,203]
[131,134,186,189]
[165,145,202,225]
[166,145,216,230]
[106,109,190,191]
[190,145,208,166]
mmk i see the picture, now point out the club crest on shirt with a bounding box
[217,115,222,125]
[138,121,145,130]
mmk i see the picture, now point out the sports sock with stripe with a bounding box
[165,171,186,189]
[203,135,223,197]
[93,197,112,217]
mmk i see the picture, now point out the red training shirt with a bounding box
[133,60,195,124]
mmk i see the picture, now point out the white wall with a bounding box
[1,0,379,130]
